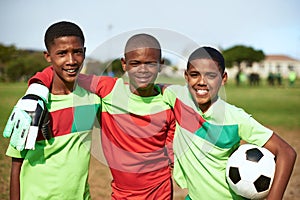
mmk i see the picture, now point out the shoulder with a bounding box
[164,84,187,94]
[216,99,252,123]
[217,99,247,114]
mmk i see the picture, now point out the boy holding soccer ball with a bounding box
[163,46,297,199]
[4,21,101,199]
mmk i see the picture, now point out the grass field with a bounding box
[0,79,299,199]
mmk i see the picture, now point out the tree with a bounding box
[6,57,27,81]
[222,45,265,69]
[0,44,18,80]
[1,46,48,81]
[110,58,124,77]
[0,44,18,63]
[5,52,48,81]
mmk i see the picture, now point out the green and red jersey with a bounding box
[28,66,175,199]
[163,85,273,200]
[80,74,175,199]
[6,84,100,200]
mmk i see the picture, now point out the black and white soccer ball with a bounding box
[226,144,276,199]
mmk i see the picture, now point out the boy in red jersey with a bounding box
[9,33,175,199]
[4,21,101,199]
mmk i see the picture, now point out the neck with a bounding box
[51,75,75,95]
[129,84,159,97]
[199,96,219,113]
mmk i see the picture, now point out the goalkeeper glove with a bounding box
[3,83,51,151]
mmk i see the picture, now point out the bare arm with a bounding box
[263,133,297,200]
[10,158,23,200]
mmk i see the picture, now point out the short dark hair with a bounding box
[187,46,225,73]
[124,33,161,59]
[44,21,85,50]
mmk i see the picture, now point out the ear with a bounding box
[222,72,228,85]
[184,70,189,80]
[43,51,51,63]
[83,47,86,59]
[158,58,164,72]
[121,58,126,72]
[160,58,165,65]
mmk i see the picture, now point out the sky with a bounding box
[0,0,299,62]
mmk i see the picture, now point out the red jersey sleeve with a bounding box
[28,66,53,88]
[77,74,118,98]
[28,66,117,97]
[166,110,175,165]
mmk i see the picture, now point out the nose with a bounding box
[67,53,77,65]
[137,64,149,72]
[197,75,207,85]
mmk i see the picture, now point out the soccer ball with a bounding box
[226,144,276,199]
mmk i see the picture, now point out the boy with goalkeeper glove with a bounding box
[3,21,100,200]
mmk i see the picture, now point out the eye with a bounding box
[56,51,66,56]
[189,72,200,78]
[145,62,158,67]
[128,61,140,67]
[74,49,84,55]
[205,72,218,79]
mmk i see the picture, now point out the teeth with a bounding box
[196,89,208,95]
[66,69,76,73]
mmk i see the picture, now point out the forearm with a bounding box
[264,134,297,200]
[267,149,296,199]
[10,158,23,200]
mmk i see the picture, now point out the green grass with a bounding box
[0,82,27,199]
[0,79,299,198]
[224,80,300,130]
[0,82,27,147]
[0,83,27,130]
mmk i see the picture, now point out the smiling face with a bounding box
[185,58,227,112]
[121,47,163,96]
[44,36,85,92]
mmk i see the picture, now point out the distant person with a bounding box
[239,71,247,85]
[267,72,275,86]
[276,71,282,86]
[235,70,241,86]
[249,72,260,86]
[288,70,296,86]
[163,46,297,200]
